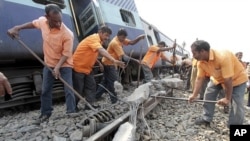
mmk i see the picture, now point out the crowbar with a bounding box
[151,95,218,103]
[14,37,97,111]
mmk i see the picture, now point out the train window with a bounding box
[120,9,136,27]
[147,35,153,46]
[153,30,160,43]
[33,0,66,9]
[79,3,97,36]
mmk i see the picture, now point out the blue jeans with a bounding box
[142,64,153,83]
[202,81,246,125]
[199,76,210,99]
[95,65,118,103]
[41,67,76,115]
[73,71,96,105]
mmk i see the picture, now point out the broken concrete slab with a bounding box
[125,82,152,104]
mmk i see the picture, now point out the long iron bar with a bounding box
[14,37,97,111]
[151,95,218,103]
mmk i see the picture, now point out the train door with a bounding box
[69,0,104,41]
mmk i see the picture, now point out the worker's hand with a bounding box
[217,98,230,106]
[0,72,12,96]
[7,27,19,39]
[188,94,197,104]
[114,60,125,69]
[53,67,60,79]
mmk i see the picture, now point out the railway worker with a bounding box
[191,58,229,113]
[95,28,145,104]
[0,72,12,96]
[235,52,247,69]
[141,41,176,83]
[8,4,77,121]
[73,26,125,110]
[188,40,248,126]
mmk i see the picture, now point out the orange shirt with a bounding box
[197,49,248,86]
[142,45,167,68]
[32,16,74,67]
[102,36,130,65]
[239,60,247,69]
[73,34,102,74]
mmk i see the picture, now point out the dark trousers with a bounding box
[95,65,118,103]
[141,64,153,83]
[73,71,96,106]
[41,67,76,115]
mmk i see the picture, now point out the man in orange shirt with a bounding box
[73,26,125,109]
[0,72,12,96]
[8,4,77,121]
[141,41,176,83]
[188,40,248,126]
[95,28,144,104]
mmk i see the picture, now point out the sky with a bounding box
[134,0,250,61]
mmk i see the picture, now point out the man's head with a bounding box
[98,25,112,42]
[191,40,210,61]
[235,52,243,60]
[45,4,62,29]
[158,41,166,48]
[117,28,127,42]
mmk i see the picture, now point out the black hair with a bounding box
[191,40,210,52]
[158,41,166,47]
[117,28,127,36]
[99,25,112,35]
[45,4,62,15]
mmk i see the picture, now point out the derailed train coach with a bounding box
[0,0,188,108]
[141,18,190,69]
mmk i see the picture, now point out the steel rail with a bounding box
[86,90,171,140]
[151,95,218,103]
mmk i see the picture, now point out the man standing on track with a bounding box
[73,26,125,110]
[141,41,176,83]
[95,28,145,104]
[8,4,77,122]
[188,40,247,126]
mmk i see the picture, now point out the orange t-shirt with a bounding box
[192,58,209,77]
[142,45,167,68]
[73,34,102,74]
[102,36,130,65]
[32,16,74,67]
[197,49,248,86]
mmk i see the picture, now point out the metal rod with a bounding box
[151,95,218,103]
[15,37,97,111]
[137,45,143,88]
[86,111,132,141]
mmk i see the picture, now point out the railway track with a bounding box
[85,89,170,141]
[0,79,174,141]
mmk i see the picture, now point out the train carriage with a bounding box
[0,0,189,108]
